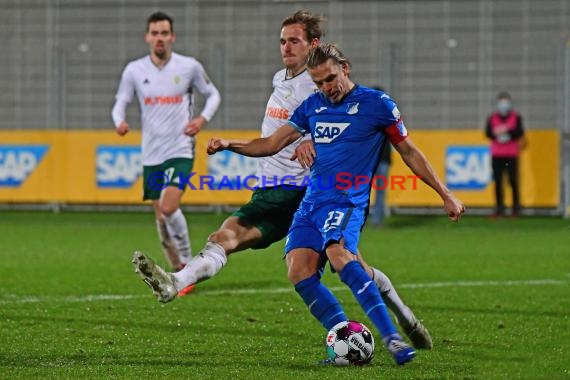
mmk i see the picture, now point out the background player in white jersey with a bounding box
[133,11,431,349]
[112,12,221,272]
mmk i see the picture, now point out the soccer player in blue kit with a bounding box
[207,43,465,366]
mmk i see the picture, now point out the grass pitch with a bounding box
[0,211,568,379]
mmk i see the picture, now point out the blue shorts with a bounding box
[285,201,365,257]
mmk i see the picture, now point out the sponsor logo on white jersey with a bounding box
[346,102,359,115]
[446,146,491,190]
[314,122,351,143]
[0,145,49,187]
[96,146,142,188]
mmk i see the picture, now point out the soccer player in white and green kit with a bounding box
[133,10,432,349]
[112,12,221,272]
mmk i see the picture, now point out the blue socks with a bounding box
[340,260,398,338]
[294,262,400,342]
[294,274,347,330]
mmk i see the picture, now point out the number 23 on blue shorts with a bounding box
[285,203,365,255]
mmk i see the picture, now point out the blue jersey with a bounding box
[288,85,408,208]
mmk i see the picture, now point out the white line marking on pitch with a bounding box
[0,279,566,305]
[201,279,567,296]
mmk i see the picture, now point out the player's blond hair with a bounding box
[307,43,351,69]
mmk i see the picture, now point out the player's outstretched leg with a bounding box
[339,260,415,365]
[132,251,177,303]
[371,267,433,349]
[171,242,227,293]
[173,216,264,297]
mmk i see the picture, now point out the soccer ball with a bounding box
[326,320,375,365]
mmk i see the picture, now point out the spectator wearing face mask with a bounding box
[485,92,525,217]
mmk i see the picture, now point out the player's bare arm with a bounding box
[208,123,302,157]
[393,137,465,221]
[290,139,316,168]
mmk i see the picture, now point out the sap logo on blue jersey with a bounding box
[446,146,491,190]
[96,146,142,188]
[314,122,350,143]
[208,150,257,186]
[0,145,49,187]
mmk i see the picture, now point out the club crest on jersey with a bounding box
[173,75,181,85]
[346,102,359,115]
[314,122,350,143]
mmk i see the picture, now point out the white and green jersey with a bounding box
[112,52,220,166]
[256,69,316,186]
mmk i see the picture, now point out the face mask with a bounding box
[497,100,512,116]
